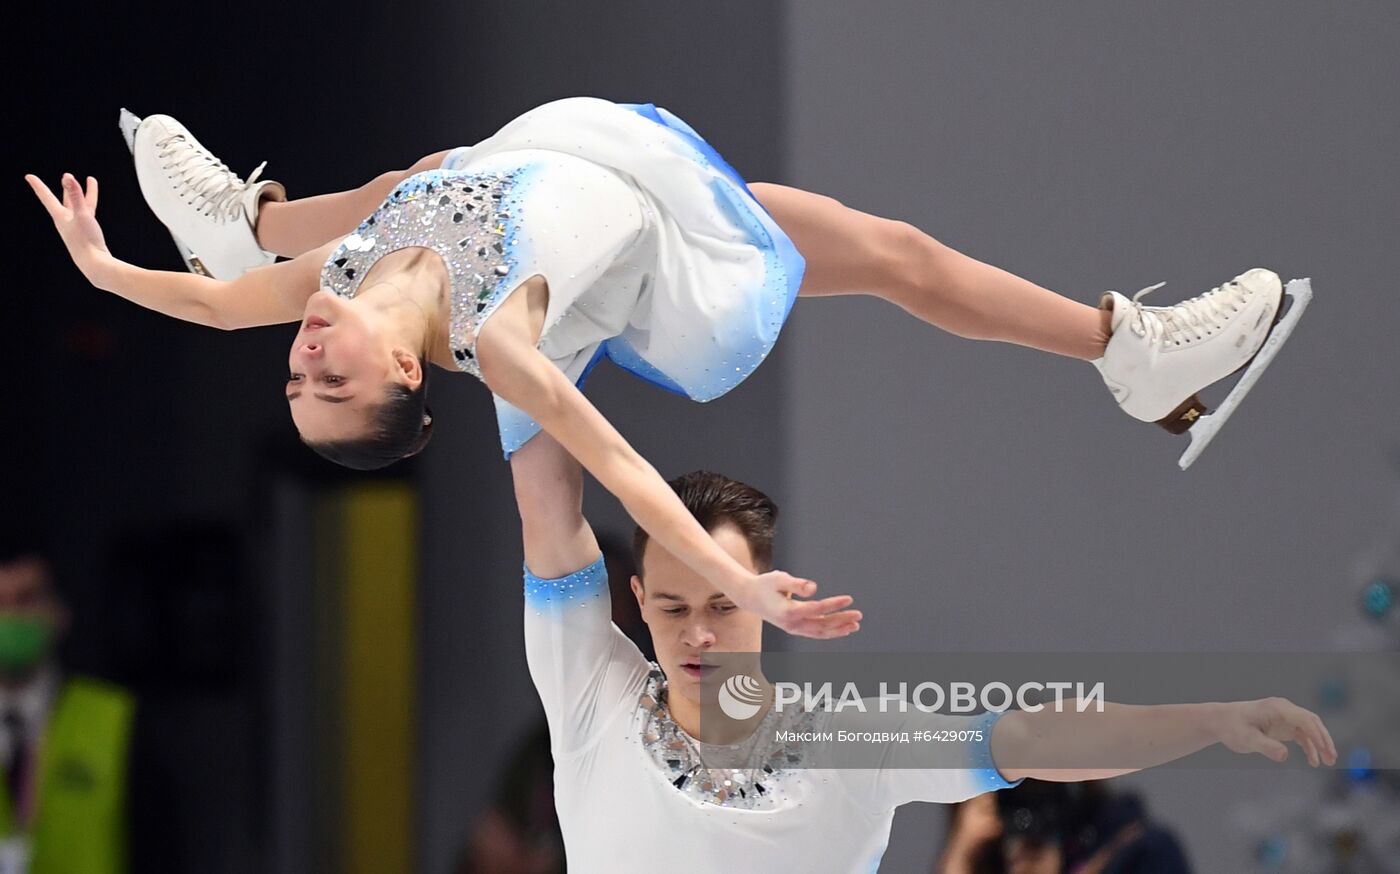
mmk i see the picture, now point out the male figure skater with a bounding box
[509,432,1335,873]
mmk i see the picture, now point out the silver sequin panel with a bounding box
[638,663,821,810]
[320,168,526,379]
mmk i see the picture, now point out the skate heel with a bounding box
[168,231,213,277]
[1157,395,1207,435]
[118,108,142,152]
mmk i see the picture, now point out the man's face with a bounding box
[631,523,764,705]
[0,556,66,676]
[0,557,62,618]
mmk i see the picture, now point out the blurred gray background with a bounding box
[781,2,1399,870]
[13,1,1398,872]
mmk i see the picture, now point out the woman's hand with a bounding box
[727,571,862,639]
[26,172,118,287]
[1213,697,1337,767]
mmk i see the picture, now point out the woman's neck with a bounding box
[361,249,452,362]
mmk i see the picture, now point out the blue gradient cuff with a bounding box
[523,555,608,608]
[968,709,1024,793]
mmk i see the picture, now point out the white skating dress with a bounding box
[322,97,804,456]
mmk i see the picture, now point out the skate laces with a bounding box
[157,132,265,222]
[1123,279,1251,346]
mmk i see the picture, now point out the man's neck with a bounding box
[666,675,775,746]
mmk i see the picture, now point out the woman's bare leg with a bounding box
[254,150,454,258]
[749,182,1110,361]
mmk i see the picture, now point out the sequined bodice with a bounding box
[320,168,526,378]
[638,664,820,810]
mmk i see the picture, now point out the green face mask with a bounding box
[0,615,53,673]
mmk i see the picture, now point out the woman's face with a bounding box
[286,291,399,443]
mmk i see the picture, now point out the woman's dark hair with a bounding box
[632,470,778,577]
[304,376,433,471]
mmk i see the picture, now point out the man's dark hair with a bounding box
[305,380,433,471]
[633,471,778,579]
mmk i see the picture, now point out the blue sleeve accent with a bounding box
[523,554,608,609]
[967,710,1024,793]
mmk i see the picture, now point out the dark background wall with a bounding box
[781,2,1400,870]
[13,1,462,868]
[13,1,786,872]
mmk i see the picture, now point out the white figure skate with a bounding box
[119,109,284,280]
[1092,268,1312,470]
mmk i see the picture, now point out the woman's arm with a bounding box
[27,172,331,329]
[101,243,335,329]
[510,430,600,579]
[990,696,1338,783]
[476,296,861,640]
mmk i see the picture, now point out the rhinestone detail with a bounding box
[320,168,527,379]
[638,663,818,810]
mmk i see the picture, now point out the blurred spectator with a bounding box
[938,781,1192,874]
[941,793,1006,874]
[0,534,135,874]
[454,722,562,874]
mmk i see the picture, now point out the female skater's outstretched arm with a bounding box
[26,172,329,329]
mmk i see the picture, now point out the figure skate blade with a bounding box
[1178,278,1313,470]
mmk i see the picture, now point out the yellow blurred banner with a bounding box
[332,483,418,874]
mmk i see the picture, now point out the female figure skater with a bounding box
[507,433,1333,873]
[25,98,1301,637]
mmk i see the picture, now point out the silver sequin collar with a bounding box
[638,663,820,810]
[320,168,528,379]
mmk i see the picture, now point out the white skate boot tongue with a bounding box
[1102,290,1134,330]
[1095,290,1140,353]
[1090,290,1136,384]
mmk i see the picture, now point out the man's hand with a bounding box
[26,173,118,288]
[1213,697,1337,767]
[728,571,862,639]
